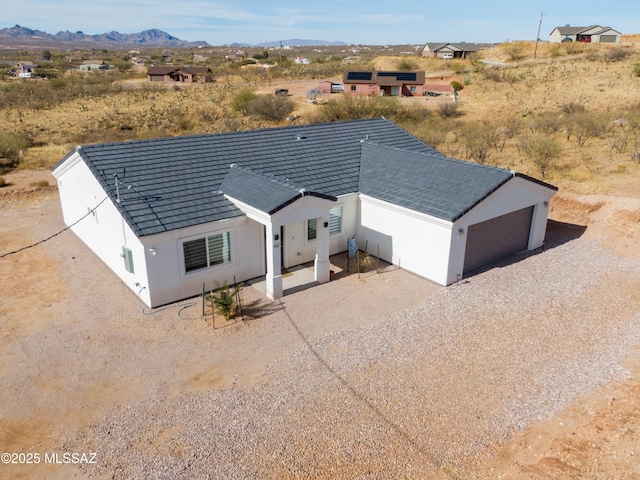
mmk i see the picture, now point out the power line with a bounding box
[0,196,109,259]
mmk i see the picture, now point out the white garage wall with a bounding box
[283,193,358,267]
[53,154,151,305]
[357,194,453,285]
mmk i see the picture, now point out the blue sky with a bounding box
[4,1,640,45]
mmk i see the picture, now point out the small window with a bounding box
[329,206,342,235]
[410,86,417,93]
[350,85,356,92]
[183,231,231,273]
[307,218,317,241]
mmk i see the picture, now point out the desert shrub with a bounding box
[436,101,459,119]
[450,80,464,92]
[565,112,608,147]
[482,67,504,82]
[396,58,418,71]
[247,94,294,121]
[315,95,400,122]
[518,134,562,178]
[607,118,632,153]
[458,122,500,163]
[603,48,630,63]
[0,177,6,187]
[408,116,450,149]
[503,42,526,61]
[529,111,563,134]
[0,132,32,173]
[629,138,640,164]
[559,102,587,115]
[29,180,49,187]
[633,63,640,77]
[450,61,467,74]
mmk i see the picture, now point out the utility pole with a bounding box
[534,12,544,59]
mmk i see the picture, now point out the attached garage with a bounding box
[599,35,618,43]
[463,206,534,273]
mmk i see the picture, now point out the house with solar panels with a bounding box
[52,118,557,308]
[343,71,427,96]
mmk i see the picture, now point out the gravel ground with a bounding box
[2,190,640,479]
[63,232,640,479]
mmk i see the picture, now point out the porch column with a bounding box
[265,222,283,299]
[314,214,331,284]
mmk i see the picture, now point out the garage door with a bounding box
[599,35,617,43]
[463,206,534,273]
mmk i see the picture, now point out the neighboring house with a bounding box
[294,57,310,65]
[146,66,213,83]
[549,25,621,43]
[79,60,109,71]
[343,71,427,96]
[422,43,481,58]
[52,118,557,308]
[14,61,36,74]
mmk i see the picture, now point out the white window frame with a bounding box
[181,230,233,275]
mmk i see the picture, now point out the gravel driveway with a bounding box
[2,193,640,479]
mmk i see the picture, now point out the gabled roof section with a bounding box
[359,143,516,222]
[57,118,439,237]
[219,164,336,215]
[552,25,599,35]
[424,43,481,52]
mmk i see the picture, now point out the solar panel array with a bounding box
[346,71,373,81]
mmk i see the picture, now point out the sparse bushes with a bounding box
[396,58,418,71]
[315,95,400,122]
[0,133,32,173]
[565,112,607,147]
[633,63,640,77]
[0,177,6,188]
[603,48,630,63]
[503,42,526,61]
[436,101,459,119]
[247,94,294,121]
[458,122,499,164]
[230,88,256,115]
[518,134,562,178]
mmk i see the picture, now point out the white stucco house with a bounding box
[52,118,557,308]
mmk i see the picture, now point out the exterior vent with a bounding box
[122,246,134,273]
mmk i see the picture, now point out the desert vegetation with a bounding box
[1,39,640,195]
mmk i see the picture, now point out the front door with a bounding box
[390,86,400,96]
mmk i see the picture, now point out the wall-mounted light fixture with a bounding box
[543,201,549,207]
[324,221,329,228]
[458,228,465,235]
[274,234,279,241]
[148,247,157,256]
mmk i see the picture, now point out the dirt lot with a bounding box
[1,169,639,479]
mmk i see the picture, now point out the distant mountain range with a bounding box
[0,25,209,48]
[0,25,347,48]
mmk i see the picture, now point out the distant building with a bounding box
[343,71,426,97]
[422,43,481,59]
[549,25,621,43]
[146,66,213,83]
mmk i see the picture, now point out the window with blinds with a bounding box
[306,206,342,242]
[183,231,231,273]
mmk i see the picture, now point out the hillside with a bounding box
[0,24,209,48]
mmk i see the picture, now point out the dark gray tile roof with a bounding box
[359,143,515,222]
[62,118,441,237]
[218,164,336,215]
[58,118,556,236]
